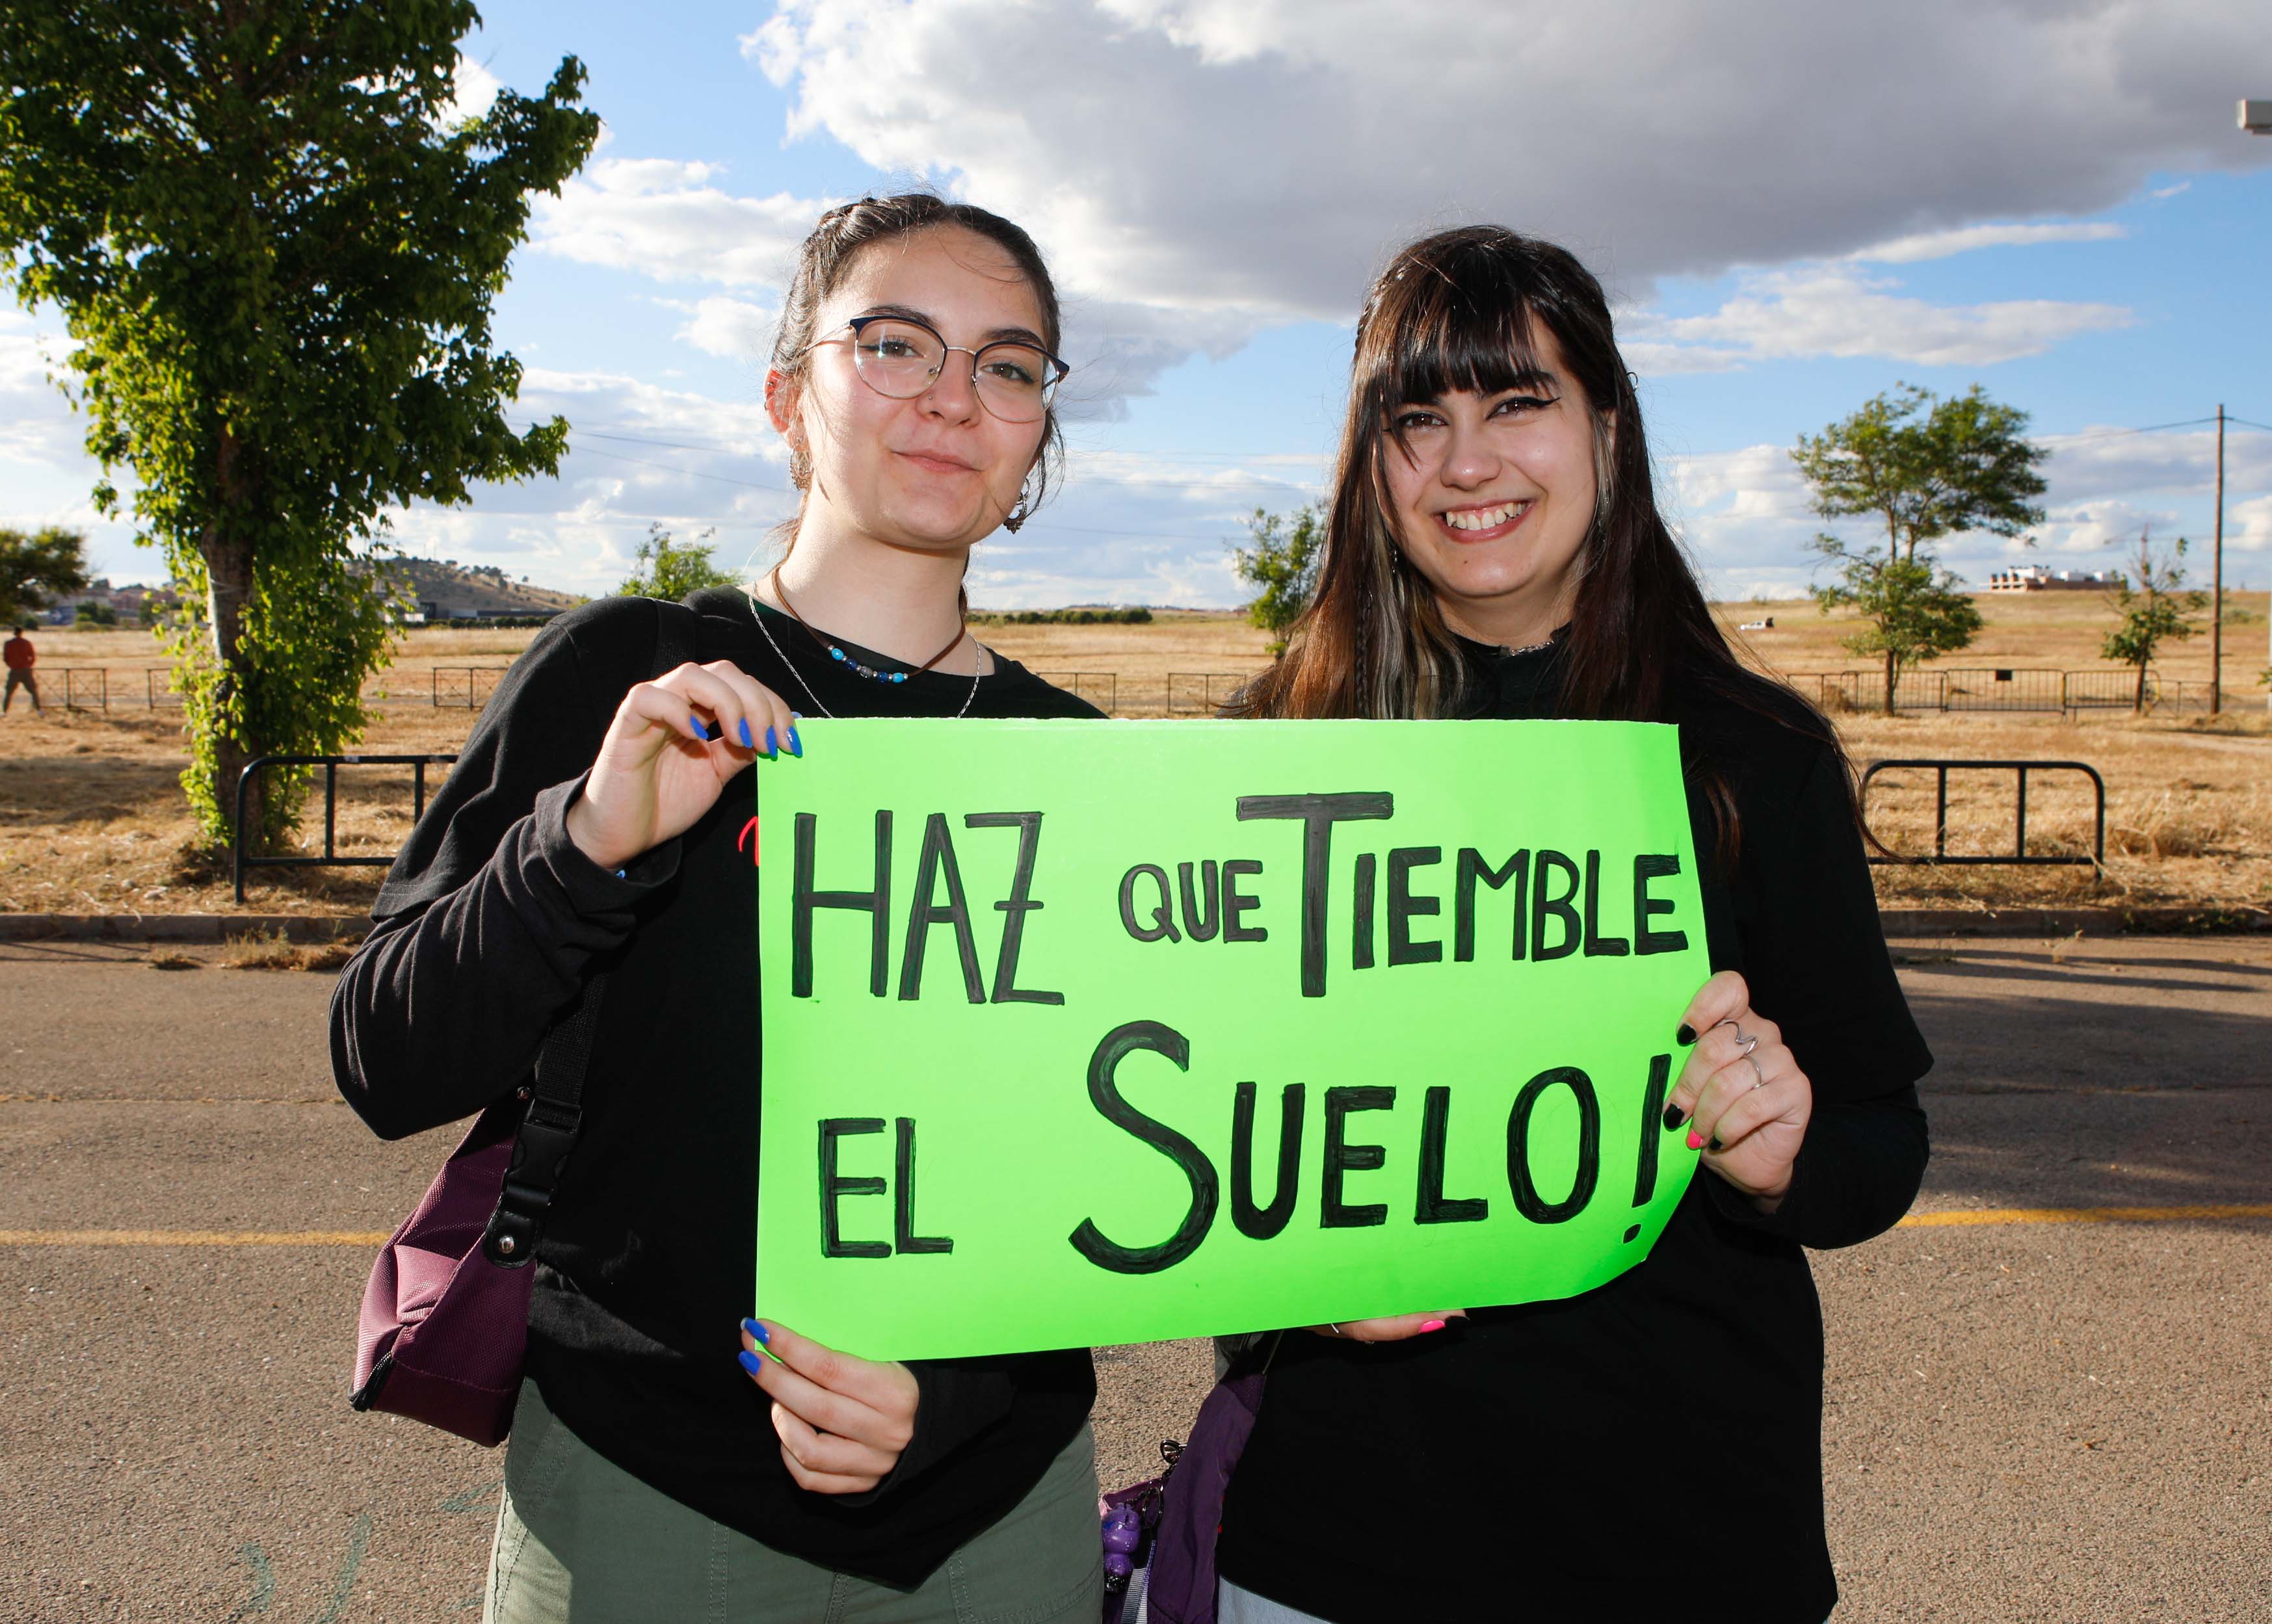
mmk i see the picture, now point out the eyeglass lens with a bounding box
[850,319,1057,422]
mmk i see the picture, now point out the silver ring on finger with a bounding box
[1743,1054,1765,1090]
[1710,1016,1760,1057]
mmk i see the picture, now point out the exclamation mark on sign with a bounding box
[1626,1052,1672,1242]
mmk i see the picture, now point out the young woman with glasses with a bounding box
[1205,227,1933,1623]
[333,195,1105,1622]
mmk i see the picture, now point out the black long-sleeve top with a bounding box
[1215,637,1933,1624]
[330,590,1102,1587]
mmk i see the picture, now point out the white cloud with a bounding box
[445,55,503,127]
[1630,269,2132,371]
[751,0,2270,323]
[1849,222,2127,264]
[665,296,778,361]
[529,159,828,287]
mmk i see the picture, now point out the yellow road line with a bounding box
[1899,1203,2272,1228]
[4,1205,2272,1248]
[0,1229,390,1246]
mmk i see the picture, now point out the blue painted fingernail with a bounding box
[787,726,802,758]
[762,726,777,757]
[737,1348,763,1376]
[738,718,753,749]
[743,1317,769,1345]
[691,714,709,740]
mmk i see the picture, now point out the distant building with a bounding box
[1987,564,2121,592]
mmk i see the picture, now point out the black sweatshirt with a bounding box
[1215,638,1933,1624]
[331,589,1102,1588]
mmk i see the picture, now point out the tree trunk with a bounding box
[199,527,265,855]
[2133,661,2147,716]
[1883,648,1897,716]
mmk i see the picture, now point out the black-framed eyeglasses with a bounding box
[813,315,1069,424]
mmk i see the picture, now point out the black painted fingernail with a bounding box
[1708,1136,1723,1152]
[1676,1023,1697,1046]
[1661,1103,1686,1131]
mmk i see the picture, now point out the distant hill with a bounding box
[383,558,586,622]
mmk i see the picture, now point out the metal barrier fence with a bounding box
[432,666,511,709]
[1786,667,2168,714]
[1858,757,2105,867]
[57,668,108,711]
[146,669,183,709]
[1029,671,1117,714]
[1165,672,1252,715]
[233,753,458,902]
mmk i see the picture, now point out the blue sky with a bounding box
[5,0,2269,605]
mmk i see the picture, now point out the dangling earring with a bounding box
[788,441,812,491]
[1001,477,1037,534]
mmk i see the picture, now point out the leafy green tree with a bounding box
[1229,503,1325,657]
[0,525,88,623]
[1810,537,1985,716]
[618,524,742,600]
[1792,383,2050,562]
[2100,529,2206,714]
[0,3,600,848]
[74,599,120,627]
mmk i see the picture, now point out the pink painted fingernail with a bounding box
[1686,1129,1706,1151]
[1420,1319,1447,1333]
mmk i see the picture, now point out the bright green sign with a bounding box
[754,719,1708,1361]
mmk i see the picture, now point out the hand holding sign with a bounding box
[737,1317,920,1495]
[1665,972,1813,1210]
[567,660,800,871]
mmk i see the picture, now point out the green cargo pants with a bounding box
[484,1379,1101,1623]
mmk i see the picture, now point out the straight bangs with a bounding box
[1364,261,1553,457]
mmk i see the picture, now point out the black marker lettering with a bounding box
[1582,849,1631,957]
[1387,846,1444,966]
[1222,859,1268,943]
[792,811,892,999]
[964,812,1064,1004]
[1352,853,1377,971]
[1633,1053,1672,1209]
[1118,864,1182,943]
[1231,1081,1305,1240]
[892,1117,953,1255]
[897,813,987,1003]
[818,1118,890,1259]
[1321,1085,1395,1229]
[1455,848,1529,962]
[1506,1066,1601,1224]
[1235,793,1395,997]
[1068,1021,1219,1275]
[1177,860,1221,941]
[1416,1085,1487,1224]
[1633,855,1689,956]
[1531,849,1581,962]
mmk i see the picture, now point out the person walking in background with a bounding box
[3,625,39,714]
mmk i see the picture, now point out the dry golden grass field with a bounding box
[1,591,2265,919]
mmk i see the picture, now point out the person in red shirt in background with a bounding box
[2,625,39,714]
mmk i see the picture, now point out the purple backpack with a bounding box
[1104,1367,1268,1624]
[348,601,694,1446]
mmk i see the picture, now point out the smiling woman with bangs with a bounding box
[1213,227,1933,1623]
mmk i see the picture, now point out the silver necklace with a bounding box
[744,588,983,720]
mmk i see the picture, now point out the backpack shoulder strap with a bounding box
[481,595,705,1266]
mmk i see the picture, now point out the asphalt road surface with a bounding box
[3,935,2267,1622]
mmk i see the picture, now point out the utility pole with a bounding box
[2212,403,2223,714]
[2247,101,2271,711]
